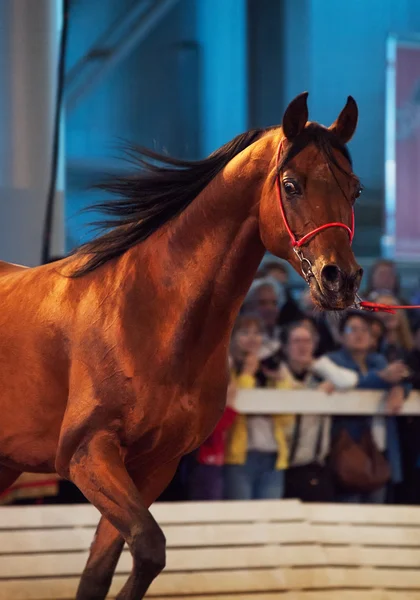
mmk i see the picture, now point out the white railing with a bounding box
[233,389,420,415]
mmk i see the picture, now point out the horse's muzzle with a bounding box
[313,263,364,310]
[321,264,363,294]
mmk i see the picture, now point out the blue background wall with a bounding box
[65,0,420,263]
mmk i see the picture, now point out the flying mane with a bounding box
[70,123,353,277]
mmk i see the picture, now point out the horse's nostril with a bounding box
[356,267,364,281]
[321,264,343,290]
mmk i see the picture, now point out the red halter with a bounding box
[275,140,419,315]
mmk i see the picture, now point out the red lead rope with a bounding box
[275,140,420,315]
[357,301,420,315]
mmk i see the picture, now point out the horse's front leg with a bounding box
[75,459,179,600]
[64,433,166,600]
[75,517,123,600]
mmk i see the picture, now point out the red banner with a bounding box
[393,43,420,258]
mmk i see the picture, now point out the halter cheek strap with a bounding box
[275,139,420,315]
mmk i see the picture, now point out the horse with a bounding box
[0,92,363,599]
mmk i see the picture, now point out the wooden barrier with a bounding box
[1,499,420,599]
[234,388,420,415]
[2,390,420,598]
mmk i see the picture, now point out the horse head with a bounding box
[259,92,363,310]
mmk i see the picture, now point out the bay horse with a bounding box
[0,92,363,599]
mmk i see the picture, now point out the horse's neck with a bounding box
[125,145,268,354]
[162,151,266,313]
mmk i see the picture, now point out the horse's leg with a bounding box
[75,517,123,600]
[76,455,179,600]
[76,458,179,600]
[67,434,178,600]
[113,459,180,600]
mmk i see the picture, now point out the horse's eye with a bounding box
[283,180,300,196]
[355,186,363,199]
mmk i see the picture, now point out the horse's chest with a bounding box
[126,379,227,462]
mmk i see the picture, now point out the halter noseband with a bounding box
[275,140,355,283]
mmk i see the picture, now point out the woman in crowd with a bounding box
[224,314,294,500]
[223,315,360,501]
[364,260,418,328]
[276,322,357,502]
[241,277,285,361]
[262,261,289,286]
[369,314,386,353]
[261,260,303,326]
[295,289,341,356]
[364,259,403,300]
[327,311,411,503]
[373,293,414,362]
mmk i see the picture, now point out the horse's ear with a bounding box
[282,92,309,140]
[329,96,358,144]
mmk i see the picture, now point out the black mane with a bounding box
[70,128,268,277]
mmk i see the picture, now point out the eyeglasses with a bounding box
[344,325,370,334]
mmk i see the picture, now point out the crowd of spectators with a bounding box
[2,259,420,507]
[166,258,420,506]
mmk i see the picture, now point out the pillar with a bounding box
[196,0,248,156]
[0,0,64,266]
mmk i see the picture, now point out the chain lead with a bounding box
[293,247,314,283]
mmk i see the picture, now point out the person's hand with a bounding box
[318,380,335,394]
[242,352,260,376]
[378,361,410,384]
[386,386,405,414]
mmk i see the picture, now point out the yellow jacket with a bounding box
[225,370,295,470]
[275,362,314,391]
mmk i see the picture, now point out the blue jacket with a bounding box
[327,348,411,483]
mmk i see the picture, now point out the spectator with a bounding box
[396,323,420,504]
[262,260,289,286]
[262,260,304,326]
[373,293,414,362]
[327,310,410,504]
[297,289,341,356]
[277,323,357,502]
[369,314,386,353]
[254,268,267,280]
[409,279,420,323]
[188,368,238,501]
[224,314,294,500]
[364,259,402,299]
[242,276,285,360]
